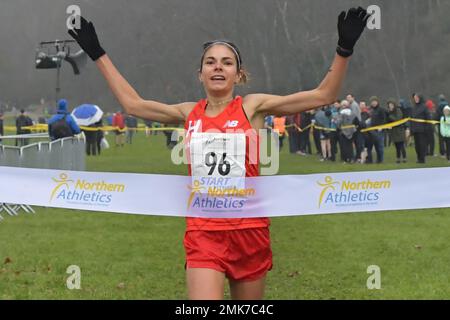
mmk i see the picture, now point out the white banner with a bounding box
[1,166,450,218]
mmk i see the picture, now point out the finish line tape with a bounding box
[1,166,449,218]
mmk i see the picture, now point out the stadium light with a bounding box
[35,40,87,105]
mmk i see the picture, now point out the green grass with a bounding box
[1,132,450,299]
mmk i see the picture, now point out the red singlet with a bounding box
[184,96,270,231]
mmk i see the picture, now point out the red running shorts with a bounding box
[184,227,273,282]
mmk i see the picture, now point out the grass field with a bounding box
[1,131,450,299]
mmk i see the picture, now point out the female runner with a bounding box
[69,7,370,300]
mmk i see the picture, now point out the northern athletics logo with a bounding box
[317,176,391,208]
[50,173,125,206]
[50,173,74,201]
[187,177,255,211]
[317,176,340,208]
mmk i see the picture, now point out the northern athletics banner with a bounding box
[1,166,449,218]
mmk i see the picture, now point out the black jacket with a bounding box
[370,105,387,127]
[410,101,431,134]
[16,115,33,134]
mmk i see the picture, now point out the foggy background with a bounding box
[0,0,449,112]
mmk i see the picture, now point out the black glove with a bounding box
[68,16,105,61]
[336,7,370,58]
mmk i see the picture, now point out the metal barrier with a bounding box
[0,135,86,220]
[0,203,35,220]
[0,135,85,170]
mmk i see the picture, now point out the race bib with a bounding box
[190,132,246,178]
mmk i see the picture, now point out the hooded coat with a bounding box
[47,99,81,140]
[410,94,431,134]
[387,100,405,143]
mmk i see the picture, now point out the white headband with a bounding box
[203,41,242,70]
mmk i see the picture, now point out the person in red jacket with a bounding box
[112,110,125,147]
[69,7,370,300]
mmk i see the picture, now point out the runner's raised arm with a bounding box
[68,17,193,124]
[245,7,370,118]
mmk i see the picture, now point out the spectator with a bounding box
[112,111,125,147]
[106,114,113,126]
[286,114,301,154]
[95,119,104,155]
[346,93,362,121]
[299,111,312,155]
[314,107,332,161]
[437,94,449,157]
[48,99,81,141]
[125,114,138,144]
[162,124,178,149]
[38,116,47,124]
[399,98,412,146]
[366,96,386,164]
[439,105,450,162]
[37,116,47,133]
[84,123,99,156]
[329,101,341,161]
[310,110,322,156]
[337,100,359,163]
[359,101,371,163]
[273,116,286,150]
[15,109,33,146]
[144,119,160,136]
[144,119,153,136]
[0,112,4,143]
[387,98,407,163]
[348,96,364,162]
[425,99,436,156]
[264,115,274,131]
[410,93,430,164]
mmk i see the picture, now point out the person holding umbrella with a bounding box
[71,103,104,155]
[69,7,370,300]
[48,99,81,141]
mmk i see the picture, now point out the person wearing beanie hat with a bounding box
[369,96,379,104]
[47,99,81,141]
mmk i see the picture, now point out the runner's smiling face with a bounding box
[199,44,241,95]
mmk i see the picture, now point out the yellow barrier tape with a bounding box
[361,117,439,133]
[4,117,440,135]
[278,116,439,135]
[4,126,183,133]
[311,124,337,132]
[78,126,184,132]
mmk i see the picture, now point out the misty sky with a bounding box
[0,0,449,112]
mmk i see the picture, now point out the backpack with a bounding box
[51,114,73,139]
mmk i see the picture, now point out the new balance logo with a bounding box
[223,120,239,128]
